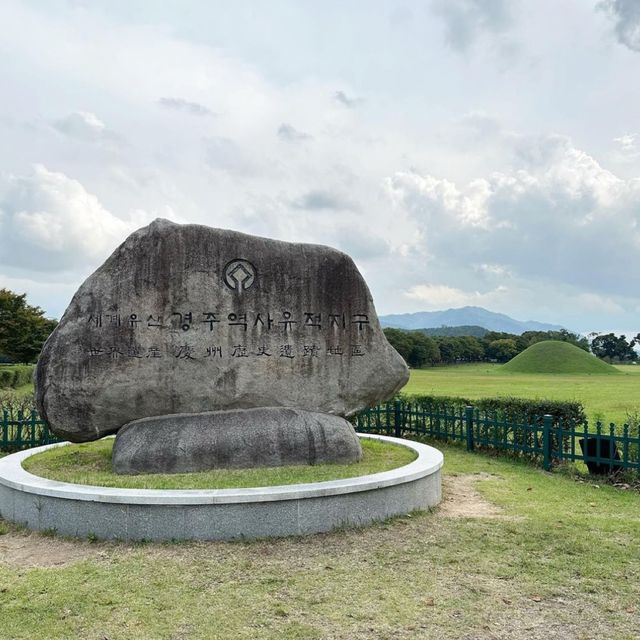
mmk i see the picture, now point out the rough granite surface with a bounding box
[36,219,409,442]
[112,408,363,474]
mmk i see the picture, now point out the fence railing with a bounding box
[1,410,61,452]
[352,400,640,476]
[3,403,639,477]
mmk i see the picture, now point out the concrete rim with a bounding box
[0,434,442,505]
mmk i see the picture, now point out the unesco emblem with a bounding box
[223,259,256,291]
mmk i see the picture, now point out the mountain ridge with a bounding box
[379,306,565,335]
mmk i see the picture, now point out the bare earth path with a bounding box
[438,473,505,518]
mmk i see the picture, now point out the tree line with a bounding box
[588,332,639,363]
[383,327,639,368]
[0,289,58,364]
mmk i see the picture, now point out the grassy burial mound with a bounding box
[501,340,619,375]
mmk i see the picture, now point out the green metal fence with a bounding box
[3,403,639,477]
[0,410,61,452]
[353,400,640,476]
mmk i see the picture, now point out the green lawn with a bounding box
[403,363,640,425]
[0,444,638,639]
[22,438,416,489]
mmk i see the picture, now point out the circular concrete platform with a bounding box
[0,434,443,541]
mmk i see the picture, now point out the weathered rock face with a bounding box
[36,219,408,442]
[112,408,363,474]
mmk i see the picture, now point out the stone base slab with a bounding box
[113,408,363,474]
[0,434,443,542]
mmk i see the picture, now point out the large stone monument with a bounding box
[35,220,408,473]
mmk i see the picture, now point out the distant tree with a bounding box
[435,337,463,363]
[522,329,589,352]
[457,335,485,361]
[383,328,412,363]
[419,325,488,338]
[486,338,519,362]
[482,331,528,354]
[590,333,637,362]
[384,328,440,367]
[0,289,57,363]
[410,338,440,368]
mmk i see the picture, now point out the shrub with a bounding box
[403,394,586,426]
[623,410,640,466]
[0,390,37,418]
[0,369,13,388]
[399,394,587,459]
[0,365,34,389]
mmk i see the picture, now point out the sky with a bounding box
[0,0,639,335]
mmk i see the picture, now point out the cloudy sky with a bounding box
[1,0,639,334]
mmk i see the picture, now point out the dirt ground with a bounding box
[0,474,509,569]
[438,473,506,518]
[0,532,100,568]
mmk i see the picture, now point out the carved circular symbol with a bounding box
[223,259,256,291]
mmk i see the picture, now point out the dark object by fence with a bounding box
[579,436,621,475]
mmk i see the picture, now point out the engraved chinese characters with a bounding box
[35,219,409,442]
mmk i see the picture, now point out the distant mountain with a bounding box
[379,306,565,335]
[416,325,489,338]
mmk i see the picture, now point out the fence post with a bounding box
[1,410,7,451]
[465,406,474,452]
[543,414,553,471]
[394,399,402,438]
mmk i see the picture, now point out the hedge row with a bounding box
[0,365,35,389]
[402,394,587,426]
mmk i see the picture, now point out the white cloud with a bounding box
[0,165,158,271]
[334,91,364,108]
[204,137,256,175]
[386,134,640,297]
[51,111,123,151]
[291,189,356,211]
[404,284,509,309]
[574,293,624,314]
[157,97,214,117]
[614,133,637,151]
[431,0,513,52]
[384,171,492,234]
[53,111,108,141]
[277,123,312,142]
[613,133,640,161]
[599,0,640,52]
[474,263,512,277]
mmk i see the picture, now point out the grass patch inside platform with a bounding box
[21,437,416,490]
